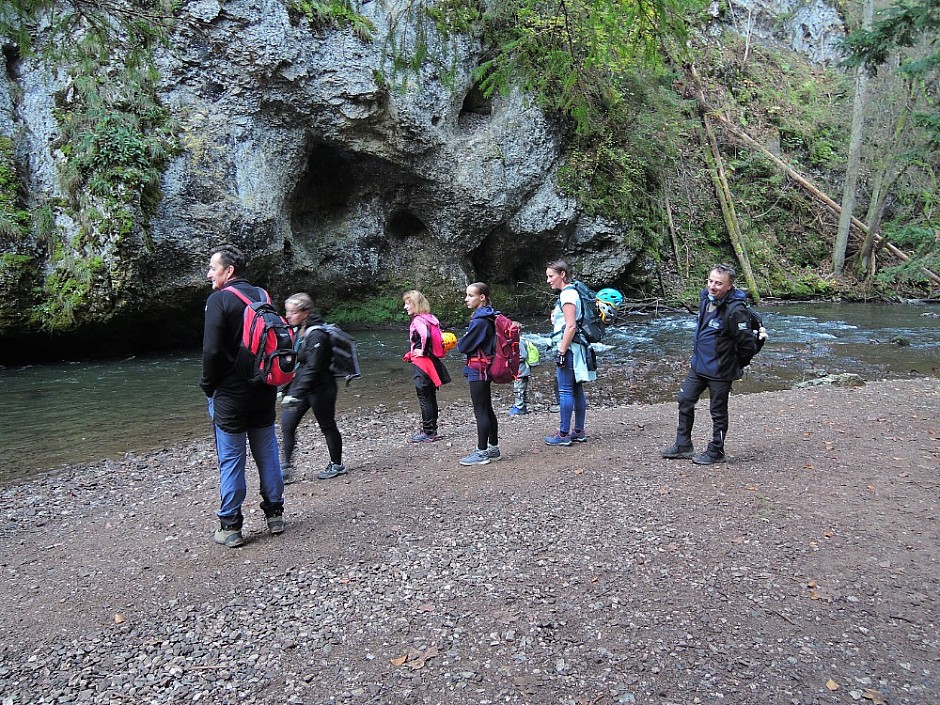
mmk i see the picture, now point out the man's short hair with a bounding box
[210,244,246,276]
[711,263,736,284]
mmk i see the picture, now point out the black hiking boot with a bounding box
[661,443,694,459]
[692,450,726,465]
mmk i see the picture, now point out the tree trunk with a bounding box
[689,64,761,301]
[688,63,940,288]
[663,177,685,285]
[700,120,761,301]
[692,96,940,287]
[858,81,914,277]
[833,0,872,274]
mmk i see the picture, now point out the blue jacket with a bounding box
[690,288,754,380]
[457,306,497,381]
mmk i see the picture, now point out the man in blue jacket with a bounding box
[661,263,758,465]
[200,244,285,547]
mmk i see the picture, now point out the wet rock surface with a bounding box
[1,379,938,704]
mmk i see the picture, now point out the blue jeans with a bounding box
[209,397,283,529]
[556,353,586,434]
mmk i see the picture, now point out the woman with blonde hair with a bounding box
[402,289,451,442]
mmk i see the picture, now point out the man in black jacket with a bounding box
[661,263,758,465]
[200,244,285,547]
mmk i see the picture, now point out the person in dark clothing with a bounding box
[200,244,285,548]
[280,293,346,481]
[455,282,500,466]
[403,289,451,443]
[661,263,758,465]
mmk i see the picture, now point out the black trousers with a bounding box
[468,379,498,450]
[281,386,342,466]
[675,369,733,453]
[415,383,439,434]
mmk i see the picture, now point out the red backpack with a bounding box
[488,313,521,384]
[226,287,297,386]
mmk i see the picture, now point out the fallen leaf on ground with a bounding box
[862,689,888,704]
[113,613,125,624]
[391,645,439,669]
[826,678,839,691]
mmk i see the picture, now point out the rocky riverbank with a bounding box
[1,378,938,704]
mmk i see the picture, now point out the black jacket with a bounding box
[285,312,337,398]
[200,279,277,432]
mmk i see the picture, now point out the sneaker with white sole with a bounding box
[544,432,572,447]
[317,462,348,480]
[569,430,588,443]
[409,431,441,443]
[485,445,501,460]
[459,449,491,466]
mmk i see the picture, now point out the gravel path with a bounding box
[1,378,938,704]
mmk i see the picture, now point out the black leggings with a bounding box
[468,379,498,450]
[281,387,342,465]
[415,384,439,434]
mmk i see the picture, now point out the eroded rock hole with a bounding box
[458,83,492,130]
[387,210,427,239]
[291,142,358,216]
[2,44,21,80]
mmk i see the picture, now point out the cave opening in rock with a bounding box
[458,83,492,129]
[2,44,21,80]
[387,210,427,239]
[291,141,359,216]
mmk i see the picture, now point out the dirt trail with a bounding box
[1,378,938,704]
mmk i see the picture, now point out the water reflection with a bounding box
[1,302,937,480]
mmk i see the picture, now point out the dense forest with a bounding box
[0,0,937,350]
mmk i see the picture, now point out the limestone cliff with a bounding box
[0,0,845,357]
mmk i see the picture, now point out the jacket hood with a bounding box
[414,312,440,326]
[471,305,497,319]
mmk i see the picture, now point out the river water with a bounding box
[2,302,938,483]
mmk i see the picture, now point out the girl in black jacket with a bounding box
[281,293,345,481]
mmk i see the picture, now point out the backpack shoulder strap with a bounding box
[225,286,252,306]
[225,285,267,307]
